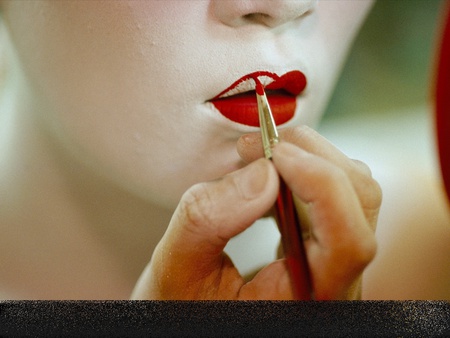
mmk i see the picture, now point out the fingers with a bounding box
[132,126,380,300]
[272,142,377,299]
[131,158,279,300]
[237,126,380,299]
[172,158,278,253]
[237,125,382,226]
[238,259,293,300]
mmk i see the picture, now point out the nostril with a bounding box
[213,0,317,29]
[243,12,271,22]
[242,12,275,27]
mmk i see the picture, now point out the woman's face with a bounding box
[1,0,373,209]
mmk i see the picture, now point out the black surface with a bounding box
[1,301,449,337]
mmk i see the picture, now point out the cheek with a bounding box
[4,1,221,207]
[294,1,374,127]
[318,0,374,58]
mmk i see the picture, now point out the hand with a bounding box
[131,126,380,300]
[238,126,380,299]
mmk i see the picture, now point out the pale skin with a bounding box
[0,1,378,299]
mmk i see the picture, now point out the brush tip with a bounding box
[255,81,265,96]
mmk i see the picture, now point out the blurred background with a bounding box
[319,0,444,177]
[325,0,442,117]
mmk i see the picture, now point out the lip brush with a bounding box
[255,81,313,300]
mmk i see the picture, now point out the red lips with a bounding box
[209,70,307,127]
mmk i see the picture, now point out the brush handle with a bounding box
[274,178,313,300]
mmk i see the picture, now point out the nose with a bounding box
[212,0,316,28]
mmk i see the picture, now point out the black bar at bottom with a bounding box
[1,300,449,337]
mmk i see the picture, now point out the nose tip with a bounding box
[212,0,316,28]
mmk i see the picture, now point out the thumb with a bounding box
[171,158,279,254]
[131,158,279,299]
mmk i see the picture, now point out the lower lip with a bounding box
[210,91,296,127]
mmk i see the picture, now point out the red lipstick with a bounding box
[210,70,307,127]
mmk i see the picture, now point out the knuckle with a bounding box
[358,174,383,211]
[321,165,349,188]
[179,182,216,232]
[337,233,377,273]
[352,236,377,270]
[330,165,348,182]
[351,159,373,177]
[347,159,383,213]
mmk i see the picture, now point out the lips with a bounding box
[209,70,307,127]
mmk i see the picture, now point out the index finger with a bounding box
[237,126,382,220]
[272,142,377,299]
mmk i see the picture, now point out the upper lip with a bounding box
[210,70,307,100]
[208,70,307,127]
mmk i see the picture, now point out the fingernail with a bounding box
[237,159,269,200]
[238,133,260,145]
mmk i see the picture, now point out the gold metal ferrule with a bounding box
[257,91,279,159]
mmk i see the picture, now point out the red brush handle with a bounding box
[274,178,313,300]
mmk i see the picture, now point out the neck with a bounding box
[0,82,173,300]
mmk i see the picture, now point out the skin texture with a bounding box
[0,1,377,299]
[132,128,379,300]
